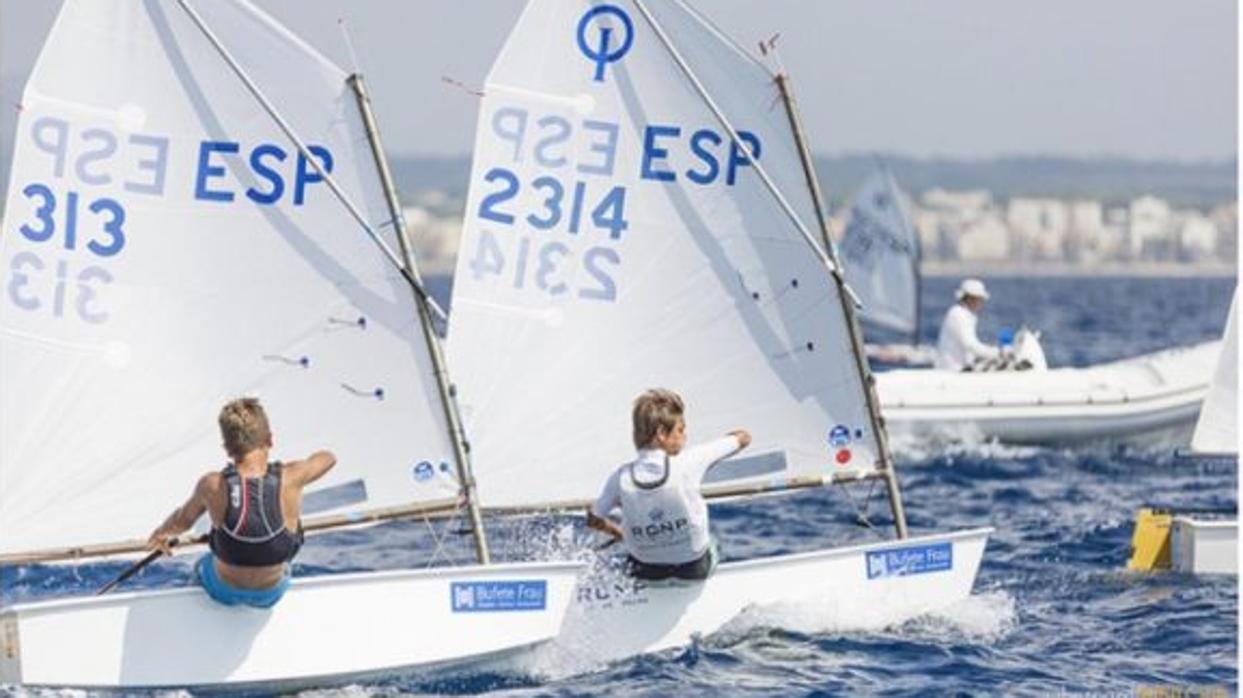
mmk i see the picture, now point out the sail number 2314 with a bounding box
[469,166,626,303]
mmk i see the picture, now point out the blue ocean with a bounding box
[2,275,1236,697]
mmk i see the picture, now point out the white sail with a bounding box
[840,169,920,337]
[446,0,884,509]
[1190,290,1237,455]
[0,0,460,557]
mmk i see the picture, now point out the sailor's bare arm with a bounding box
[586,509,626,540]
[146,473,215,554]
[286,450,337,489]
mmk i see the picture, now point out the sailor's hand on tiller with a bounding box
[145,530,175,556]
[729,429,752,449]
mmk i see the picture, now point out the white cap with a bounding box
[955,278,990,301]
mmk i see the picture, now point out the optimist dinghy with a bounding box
[838,167,935,367]
[445,0,991,662]
[1128,289,1237,576]
[0,1,580,690]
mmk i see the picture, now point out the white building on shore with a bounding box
[1128,195,1174,259]
[1008,198,1069,260]
[1177,212,1219,261]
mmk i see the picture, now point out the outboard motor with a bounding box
[1011,327,1048,371]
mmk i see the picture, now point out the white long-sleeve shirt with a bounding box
[935,303,1000,371]
[591,435,740,565]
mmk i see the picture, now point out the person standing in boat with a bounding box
[587,389,751,581]
[147,397,335,608]
[935,278,1003,371]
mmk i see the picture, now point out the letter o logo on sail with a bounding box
[576,5,635,83]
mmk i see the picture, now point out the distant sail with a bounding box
[840,169,920,338]
[1190,290,1237,456]
[0,0,458,557]
[446,0,884,509]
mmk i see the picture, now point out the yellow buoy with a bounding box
[1127,508,1172,571]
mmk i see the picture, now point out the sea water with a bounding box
[1,275,1236,697]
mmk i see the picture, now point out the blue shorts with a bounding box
[195,554,290,608]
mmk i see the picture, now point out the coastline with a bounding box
[415,256,1238,280]
[921,260,1237,278]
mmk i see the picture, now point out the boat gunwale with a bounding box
[1,559,585,614]
[712,526,992,574]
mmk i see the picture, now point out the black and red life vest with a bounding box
[208,461,303,567]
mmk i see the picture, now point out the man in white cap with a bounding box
[935,278,1001,371]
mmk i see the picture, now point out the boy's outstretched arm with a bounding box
[287,449,336,488]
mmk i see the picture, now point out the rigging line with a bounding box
[630,0,861,309]
[441,76,485,98]
[174,0,447,324]
[422,504,466,569]
[836,479,887,541]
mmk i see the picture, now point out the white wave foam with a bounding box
[887,428,1046,462]
[716,588,1017,645]
[504,556,637,680]
[297,685,373,698]
[905,589,1018,642]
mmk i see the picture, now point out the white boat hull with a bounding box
[1172,517,1238,575]
[554,528,990,663]
[877,341,1219,446]
[0,561,582,691]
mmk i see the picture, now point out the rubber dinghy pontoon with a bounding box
[446,0,992,662]
[0,0,583,690]
[877,340,1221,445]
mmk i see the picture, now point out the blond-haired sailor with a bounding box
[147,397,335,607]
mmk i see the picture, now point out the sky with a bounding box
[0,0,1237,161]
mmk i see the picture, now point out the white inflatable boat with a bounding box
[876,336,1221,446]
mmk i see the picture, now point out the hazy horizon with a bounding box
[0,0,1236,162]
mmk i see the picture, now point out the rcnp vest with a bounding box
[618,455,710,565]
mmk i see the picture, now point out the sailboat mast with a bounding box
[633,1,908,538]
[770,71,908,539]
[175,0,447,324]
[346,74,491,564]
[773,73,839,268]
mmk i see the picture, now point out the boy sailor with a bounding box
[587,389,751,581]
[147,397,335,608]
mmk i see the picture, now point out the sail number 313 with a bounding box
[7,182,123,324]
[469,167,625,303]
